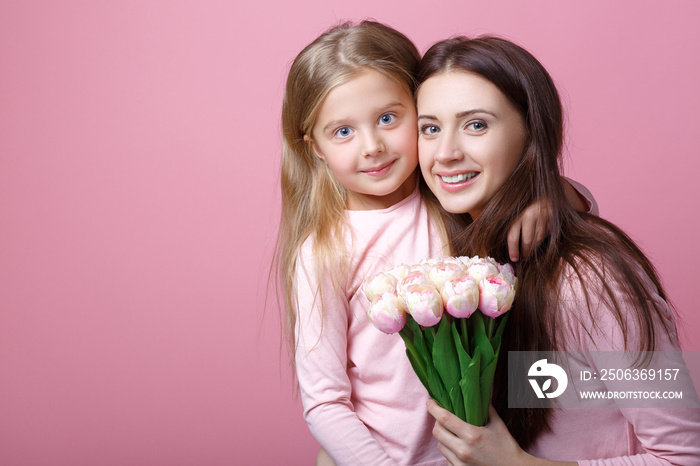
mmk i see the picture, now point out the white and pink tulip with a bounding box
[399,284,443,327]
[442,274,479,318]
[478,275,516,318]
[367,292,407,334]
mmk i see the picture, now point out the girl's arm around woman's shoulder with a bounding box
[562,177,598,216]
[508,177,597,262]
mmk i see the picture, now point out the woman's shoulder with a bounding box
[553,251,676,351]
[556,251,619,301]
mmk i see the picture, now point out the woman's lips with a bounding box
[437,171,480,192]
[362,160,395,177]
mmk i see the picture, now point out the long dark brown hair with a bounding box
[417,37,676,448]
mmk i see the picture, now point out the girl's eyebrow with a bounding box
[381,101,406,110]
[322,120,347,133]
[417,109,496,121]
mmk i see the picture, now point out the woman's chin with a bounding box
[435,195,475,216]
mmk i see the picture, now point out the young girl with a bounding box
[275,22,594,465]
[415,36,700,464]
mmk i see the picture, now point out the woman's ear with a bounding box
[303,134,326,163]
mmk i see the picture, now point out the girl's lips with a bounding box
[362,160,395,177]
[436,171,480,192]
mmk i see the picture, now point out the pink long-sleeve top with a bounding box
[294,188,446,465]
[529,259,700,465]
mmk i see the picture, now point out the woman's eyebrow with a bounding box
[418,109,497,122]
[456,109,496,118]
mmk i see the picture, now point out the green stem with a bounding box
[485,314,494,340]
[429,326,437,340]
[460,317,469,353]
[400,321,414,341]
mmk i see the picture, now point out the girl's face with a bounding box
[309,69,418,210]
[417,71,527,217]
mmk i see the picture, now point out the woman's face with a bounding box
[417,71,527,217]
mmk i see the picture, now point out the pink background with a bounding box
[1,1,699,464]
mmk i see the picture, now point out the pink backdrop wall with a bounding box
[1,1,698,464]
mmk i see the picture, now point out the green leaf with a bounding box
[427,355,452,411]
[405,347,429,389]
[399,320,415,341]
[459,347,483,426]
[415,325,450,407]
[473,311,496,375]
[449,385,466,421]
[413,323,432,367]
[472,312,491,354]
[400,332,428,389]
[407,316,422,337]
[479,356,498,425]
[433,318,460,394]
[459,317,470,355]
[494,313,509,341]
[451,322,472,378]
[424,324,435,353]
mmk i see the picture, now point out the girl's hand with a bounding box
[315,447,336,466]
[427,401,531,466]
[507,199,551,262]
[507,178,592,262]
[561,177,590,213]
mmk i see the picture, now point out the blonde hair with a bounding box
[273,20,435,369]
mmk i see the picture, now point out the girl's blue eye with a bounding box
[334,127,353,138]
[379,113,396,125]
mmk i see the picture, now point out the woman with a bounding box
[415,36,700,465]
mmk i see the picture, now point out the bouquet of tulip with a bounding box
[363,256,517,426]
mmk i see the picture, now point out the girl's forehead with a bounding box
[339,68,412,95]
[320,70,412,109]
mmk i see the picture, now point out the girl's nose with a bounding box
[362,131,385,157]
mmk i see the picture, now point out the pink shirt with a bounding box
[529,261,700,465]
[294,189,446,465]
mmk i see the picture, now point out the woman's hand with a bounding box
[428,400,530,466]
[507,199,551,262]
[427,400,576,466]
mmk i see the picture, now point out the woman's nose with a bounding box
[434,132,463,163]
